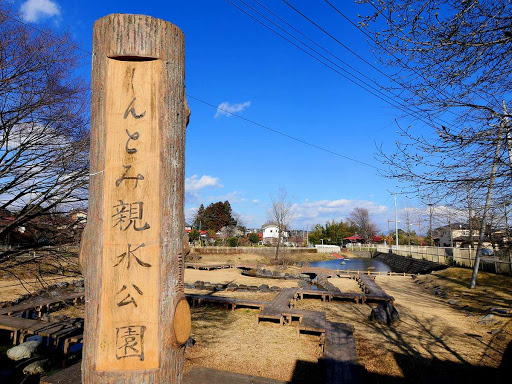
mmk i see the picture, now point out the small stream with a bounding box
[310,258,397,272]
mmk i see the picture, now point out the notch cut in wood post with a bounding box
[81,13,190,383]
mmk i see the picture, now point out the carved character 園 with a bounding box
[116,325,146,360]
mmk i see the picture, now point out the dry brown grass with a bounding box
[416,268,512,319]
[51,304,85,318]
[328,276,364,293]
[184,306,322,381]
[0,275,80,302]
[189,251,334,264]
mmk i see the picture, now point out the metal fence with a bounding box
[346,243,512,275]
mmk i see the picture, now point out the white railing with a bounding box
[315,244,341,253]
[372,244,512,274]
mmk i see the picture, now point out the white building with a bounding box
[262,223,289,245]
[436,223,479,247]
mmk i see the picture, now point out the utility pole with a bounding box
[449,219,453,248]
[393,193,399,247]
[427,203,434,246]
[387,219,392,245]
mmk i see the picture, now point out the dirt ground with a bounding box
[328,276,365,293]
[296,271,512,383]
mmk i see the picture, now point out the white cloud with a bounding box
[291,198,389,229]
[185,175,222,192]
[20,0,60,22]
[252,199,259,204]
[207,191,242,203]
[214,101,251,119]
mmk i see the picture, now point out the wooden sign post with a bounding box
[81,14,191,383]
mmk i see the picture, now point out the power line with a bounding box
[227,0,443,129]
[246,0,385,93]
[324,0,460,117]
[280,0,458,127]
[243,0,452,129]
[187,94,385,170]
[0,9,386,171]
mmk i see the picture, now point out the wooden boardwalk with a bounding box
[0,292,85,353]
[257,288,298,324]
[323,322,362,384]
[0,315,82,346]
[297,289,363,304]
[187,293,266,311]
[0,292,84,318]
[31,268,393,382]
[354,274,394,303]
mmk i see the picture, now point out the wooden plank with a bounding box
[0,316,40,332]
[323,322,362,384]
[0,293,84,316]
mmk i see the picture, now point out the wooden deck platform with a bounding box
[297,289,362,304]
[322,322,362,384]
[0,315,82,346]
[354,274,394,302]
[186,293,266,311]
[0,292,84,318]
[257,288,298,324]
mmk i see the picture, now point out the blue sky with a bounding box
[10,0,451,231]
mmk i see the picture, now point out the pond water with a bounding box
[310,258,396,272]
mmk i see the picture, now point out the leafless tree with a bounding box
[359,0,512,287]
[268,188,294,260]
[400,206,421,245]
[348,207,379,242]
[0,4,89,265]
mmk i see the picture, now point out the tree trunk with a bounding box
[275,230,281,260]
[470,124,504,289]
[81,14,190,383]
